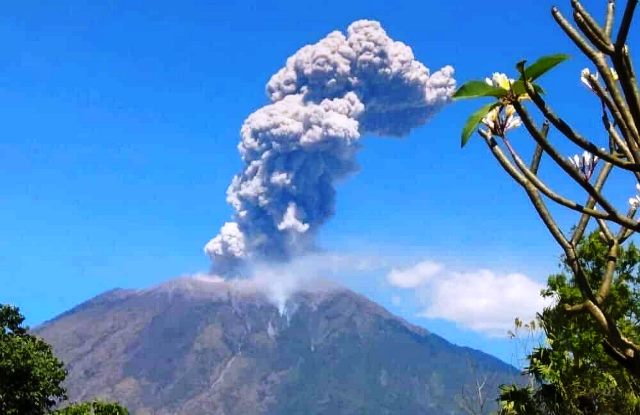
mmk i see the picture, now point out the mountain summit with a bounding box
[36,277,517,414]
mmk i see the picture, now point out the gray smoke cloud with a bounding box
[205,20,455,273]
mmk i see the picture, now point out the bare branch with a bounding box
[589,74,640,159]
[573,10,614,54]
[605,0,616,37]
[614,45,640,131]
[525,80,639,170]
[555,5,640,140]
[484,132,622,227]
[480,130,527,184]
[571,162,614,245]
[617,206,638,243]
[514,98,634,225]
[504,138,619,224]
[530,145,544,175]
[571,0,612,47]
[553,7,601,58]
[595,241,619,303]
[616,0,638,49]
[600,98,635,162]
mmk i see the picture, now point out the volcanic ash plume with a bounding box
[205,20,455,273]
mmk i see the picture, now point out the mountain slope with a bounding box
[36,277,518,414]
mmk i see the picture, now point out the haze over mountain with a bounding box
[37,277,518,415]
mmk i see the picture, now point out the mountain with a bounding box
[36,277,519,414]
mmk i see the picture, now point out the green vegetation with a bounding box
[0,304,127,415]
[499,232,640,414]
[0,304,67,414]
[53,401,129,415]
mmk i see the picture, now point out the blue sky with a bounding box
[1,0,634,364]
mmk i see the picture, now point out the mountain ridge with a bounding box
[36,277,518,415]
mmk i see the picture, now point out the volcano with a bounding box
[36,277,518,414]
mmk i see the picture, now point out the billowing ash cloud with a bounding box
[205,20,455,273]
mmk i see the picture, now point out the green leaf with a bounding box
[518,53,570,81]
[511,80,545,96]
[453,81,508,100]
[461,102,500,148]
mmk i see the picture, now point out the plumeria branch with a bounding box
[479,130,574,254]
[480,104,640,371]
[572,6,614,54]
[484,131,603,221]
[502,139,619,225]
[456,0,640,378]
[616,0,638,49]
[553,6,603,60]
[513,99,628,221]
[597,89,638,166]
[605,0,616,38]
[595,216,615,242]
[523,77,639,170]
[477,75,640,231]
[583,68,640,157]
[614,45,640,129]
[617,205,639,243]
[530,143,544,174]
[571,0,611,43]
[571,161,615,245]
[554,4,640,143]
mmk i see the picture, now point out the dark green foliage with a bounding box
[453,82,508,100]
[516,54,569,81]
[454,53,566,147]
[498,233,640,414]
[0,304,67,415]
[53,400,129,415]
[460,102,500,147]
[0,305,129,415]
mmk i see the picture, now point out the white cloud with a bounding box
[387,260,443,288]
[387,263,551,337]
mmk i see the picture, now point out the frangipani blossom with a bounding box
[481,107,499,132]
[568,150,599,180]
[580,68,599,91]
[629,183,640,208]
[503,105,522,130]
[485,72,513,90]
[480,104,522,138]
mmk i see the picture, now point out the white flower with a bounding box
[485,72,513,90]
[505,118,522,130]
[627,184,640,208]
[481,106,499,131]
[580,68,599,91]
[481,105,522,138]
[568,150,599,180]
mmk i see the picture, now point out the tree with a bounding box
[53,400,129,415]
[498,232,640,414]
[455,0,640,378]
[0,304,67,414]
[456,358,493,415]
[0,304,128,414]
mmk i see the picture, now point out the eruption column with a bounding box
[205,20,455,273]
